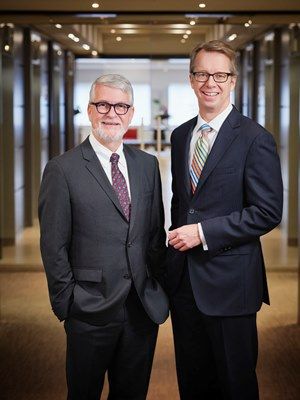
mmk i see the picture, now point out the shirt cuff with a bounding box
[198,223,208,251]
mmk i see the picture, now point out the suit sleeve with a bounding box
[38,159,74,321]
[146,157,167,282]
[201,131,283,253]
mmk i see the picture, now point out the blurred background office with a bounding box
[0,1,299,399]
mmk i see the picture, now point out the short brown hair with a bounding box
[189,40,237,75]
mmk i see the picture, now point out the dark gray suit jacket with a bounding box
[168,106,283,316]
[39,137,168,325]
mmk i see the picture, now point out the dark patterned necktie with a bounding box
[110,153,131,221]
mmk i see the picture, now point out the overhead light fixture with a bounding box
[73,36,80,42]
[199,3,206,8]
[68,33,75,39]
[228,33,237,41]
[4,44,10,52]
[92,3,99,8]
[116,36,122,42]
[183,34,188,39]
[83,44,90,50]
[92,50,98,56]
[57,50,62,56]
[55,24,62,29]
[244,19,252,27]
[181,39,186,44]
[186,30,192,35]
[190,20,196,26]
[110,29,116,34]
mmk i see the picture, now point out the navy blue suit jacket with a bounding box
[168,106,283,316]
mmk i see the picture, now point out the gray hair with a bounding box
[89,74,134,105]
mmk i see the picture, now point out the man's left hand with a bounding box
[168,224,201,251]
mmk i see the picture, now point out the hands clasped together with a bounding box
[168,224,201,252]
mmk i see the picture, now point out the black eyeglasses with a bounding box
[90,101,132,115]
[191,71,234,83]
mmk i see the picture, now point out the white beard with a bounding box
[93,125,126,144]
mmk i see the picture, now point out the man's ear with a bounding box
[87,104,93,121]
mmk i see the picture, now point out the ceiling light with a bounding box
[183,34,188,39]
[92,50,98,56]
[116,36,122,42]
[244,22,250,27]
[73,36,80,42]
[57,50,62,56]
[186,30,192,35]
[110,29,116,34]
[190,20,196,26]
[92,3,99,8]
[83,44,90,50]
[68,33,75,39]
[181,39,186,44]
[228,34,237,41]
[199,3,206,8]
[4,45,10,52]
[55,24,62,29]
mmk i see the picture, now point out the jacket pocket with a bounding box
[73,268,103,282]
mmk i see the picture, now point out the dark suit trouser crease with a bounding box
[170,266,259,400]
[64,284,158,400]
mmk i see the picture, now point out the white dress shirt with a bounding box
[89,133,131,199]
[190,104,233,250]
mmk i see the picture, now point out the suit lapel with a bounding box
[123,145,140,231]
[192,107,241,198]
[176,117,197,200]
[80,137,127,220]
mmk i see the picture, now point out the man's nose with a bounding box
[206,75,216,85]
[106,105,118,116]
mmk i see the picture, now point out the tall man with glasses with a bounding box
[167,41,283,399]
[39,74,168,400]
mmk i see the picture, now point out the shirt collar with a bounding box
[196,103,233,133]
[89,133,124,163]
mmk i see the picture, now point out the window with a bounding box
[168,84,198,126]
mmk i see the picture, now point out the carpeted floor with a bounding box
[0,271,299,400]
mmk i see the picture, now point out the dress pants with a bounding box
[170,265,259,400]
[64,284,158,400]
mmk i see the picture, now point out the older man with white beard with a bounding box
[39,74,168,400]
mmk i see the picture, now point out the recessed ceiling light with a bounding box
[4,44,10,51]
[55,24,62,29]
[116,36,122,42]
[181,39,186,44]
[83,44,90,50]
[183,34,188,39]
[73,36,80,42]
[199,3,206,8]
[186,30,192,35]
[110,29,116,34]
[57,50,62,56]
[92,50,98,56]
[68,33,75,39]
[190,20,196,26]
[92,3,99,8]
[228,33,237,41]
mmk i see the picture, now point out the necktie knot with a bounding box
[198,123,213,136]
[110,153,120,164]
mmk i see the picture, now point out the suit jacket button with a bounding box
[123,274,131,279]
[189,209,195,214]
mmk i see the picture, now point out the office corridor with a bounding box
[0,153,299,400]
